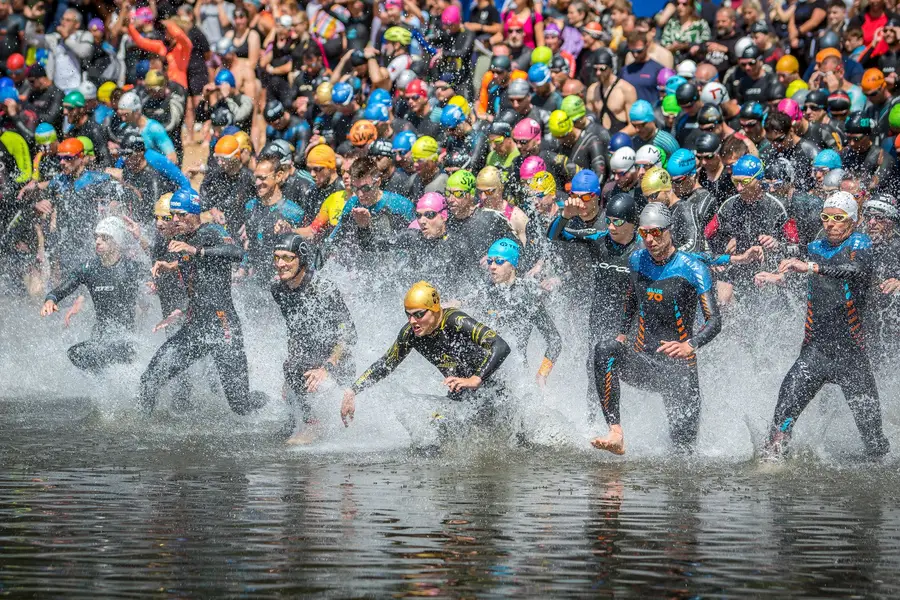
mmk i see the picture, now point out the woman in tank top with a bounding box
[225,8,262,147]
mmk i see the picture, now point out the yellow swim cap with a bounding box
[529,170,556,196]
[404,281,441,312]
[233,131,253,152]
[411,136,439,161]
[641,166,672,195]
[155,192,173,217]
[776,55,799,74]
[98,81,117,104]
[315,82,333,105]
[448,95,471,116]
[476,166,502,190]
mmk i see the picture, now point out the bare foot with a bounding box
[285,421,322,446]
[591,425,625,455]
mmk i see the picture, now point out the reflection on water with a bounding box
[3,398,900,597]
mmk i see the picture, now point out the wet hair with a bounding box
[765,110,792,134]
[722,135,751,159]
[257,151,287,173]
[350,156,379,180]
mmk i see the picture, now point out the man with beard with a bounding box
[691,8,741,79]
[761,110,819,193]
[200,135,256,234]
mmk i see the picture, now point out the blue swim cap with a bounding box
[665,75,688,96]
[629,99,655,124]
[814,148,842,170]
[609,132,633,152]
[363,102,390,122]
[392,130,417,152]
[34,122,56,145]
[369,88,392,107]
[331,82,353,106]
[169,188,202,215]
[570,169,600,195]
[527,63,551,86]
[0,86,17,103]
[136,60,150,80]
[666,148,697,177]
[214,69,236,87]
[487,238,520,268]
[222,125,241,136]
[0,77,14,89]
[440,104,466,128]
[732,154,764,179]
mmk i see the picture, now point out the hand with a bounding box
[881,278,900,294]
[5,99,17,116]
[562,196,588,219]
[34,199,53,215]
[233,267,248,281]
[754,271,785,288]
[874,27,885,44]
[273,219,293,234]
[615,333,627,344]
[151,260,179,277]
[145,280,157,294]
[350,207,371,228]
[778,258,808,274]
[341,389,356,426]
[152,309,183,333]
[790,37,799,49]
[539,277,561,292]
[168,240,198,255]
[757,234,778,250]
[64,296,85,327]
[823,71,840,92]
[121,215,141,239]
[219,82,232,97]
[732,245,763,264]
[40,299,58,317]
[207,207,226,225]
[304,367,328,393]
[536,373,547,389]
[656,340,694,359]
[706,42,727,53]
[443,375,482,392]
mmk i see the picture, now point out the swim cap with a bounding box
[864,194,900,221]
[274,234,311,264]
[890,104,900,130]
[609,132,633,152]
[827,91,851,112]
[95,216,127,247]
[560,95,586,121]
[628,99,654,124]
[118,91,141,112]
[641,166,672,195]
[214,69,236,87]
[6,52,23,72]
[57,137,84,157]
[635,144,662,167]
[733,37,754,60]
[78,136,96,157]
[63,90,85,108]
[384,26,412,46]
[698,104,723,126]
[666,148,697,177]
[0,86,16,103]
[786,79,809,98]
[520,155,546,180]
[813,149,842,170]
[606,193,639,225]
[740,101,766,121]
[331,82,353,105]
[548,110,573,137]
[527,63,552,86]
[823,191,859,221]
[170,189,202,215]
[34,123,57,146]
[610,147,636,171]
[79,80,98,101]
[507,78,531,99]
[392,131,417,152]
[144,70,165,89]
[446,169,476,194]
[676,59,697,78]
[570,169,600,195]
[777,98,802,123]
[411,135,439,160]
[531,46,552,66]
[639,203,672,228]
[369,87,392,107]
[861,68,886,93]
[656,67,676,88]
[528,171,556,197]
[315,82,333,105]
[694,132,721,154]
[448,95,471,116]
[675,82,700,105]
[441,105,466,128]
[477,166,503,190]
[264,100,285,122]
[512,117,541,141]
[214,135,240,158]
[845,112,874,134]
[815,47,842,64]
[155,193,173,218]
[487,238,520,268]
[404,281,441,312]
[307,144,337,170]
[664,75,688,96]
[349,120,378,147]
[417,192,448,219]
[661,94,681,116]
[701,81,730,105]
[441,4,462,25]
[363,102,390,122]
[732,154,764,179]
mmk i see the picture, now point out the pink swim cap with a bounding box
[134,7,154,23]
[512,117,542,142]
[416,192,448,219]
[520,155,547,180]
[777,98,802,123]
[441,5,461,25]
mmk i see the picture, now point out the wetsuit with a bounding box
[272,269,357,423]
[761,140,819,193]
[685,186,716,229]
[46,256,141,373]
[669,200,707,254]
[243,196,305,278]
[789,192,825,250]
[542,129,606,183]
[351,307,511,402]
[446,209,516,288]
[266,115,311,160]
[594,249,721,449]
[868,233,900,362]
[329,191,415,248]
[549,217,642,422]
[140,223,264,415]
[769,233,889,457]
[123,150,192,224]
[67,118,113,168]
[841,146,896,190]
[198,163,256,234]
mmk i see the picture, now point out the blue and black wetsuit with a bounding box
[594,248,721,450]
[140,224,265,415]
[769,233,889,457]
[243,196,305,280]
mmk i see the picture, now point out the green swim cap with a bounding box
[531,45,552,66]
[662,94,682,117]
[658,147,668,169]
[560,95,586,121]
[890,103,900,130]
[77,136,95,157]
[446,169,476,194]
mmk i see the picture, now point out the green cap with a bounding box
[77,136,95,157]
[63,90,85,108]
[531,46,552,66]
[662,94,681,117]
[890,103,900,131]
[560,95,586,122]
[446,169,476,194]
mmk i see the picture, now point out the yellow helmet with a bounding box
[404,281,441,312]
[476,166,502,190]
[155,192,173,217]
[315,82,333,105]
[98,81,117,104]
[528,171,556,197]
[447,95,471,116]
[411,135,439,161]
[641,166,672,195]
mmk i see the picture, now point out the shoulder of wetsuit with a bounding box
[672,251,714,294]
[847,231,874,251]
[74,170,111,191]
[198,222,234,245]
[762,192,790,218]
[280,199,305,225]
[245,197,258,212]
[629,248,647,271]
[797,139,820,162]
[380,191,415,215]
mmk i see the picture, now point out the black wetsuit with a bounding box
[685,186,716,229]
[594,249,721,450]
[789,192,825,250]
[140,224,264,415]
[243,196,305,279]
[46,256,141,373]
[198,163,256,234]
[272,270,357,423]
[868,234,900,362]
[669,200,707,254]
[841,146,896,190]
[542,129,606,182]
[351,307,510,402]
[446,209,515,284]
[769,233,889,457]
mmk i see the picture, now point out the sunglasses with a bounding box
[696,153,716,160]
[274,254,299,263]
[446,189,470,198]
[406,309,428,319]
[864,211,891,221]
[804,104,824,112]
[865,89,882,97]
[405,94,424,101]
[847,134,866,141]
[59,154,81,161]
[671,174,689,183]
[571,193,595,202]
[355,183,378,193]
[478,188,497,195]
[739,119,760,128]
[157,215,173,222]
[739,60,758,67]
[508,28,524,33]
[732,176,758,186]
[629,47,646,54]
[486,257,509,266]
[820,212,850,222]
[699,124,718,131]
[638,227,667,238]
[514,136,537,144]
[767,133,787,143]
[490,137,506,145]
[417,210,439,219]
[595,65,610,72]
[606,216,626,227]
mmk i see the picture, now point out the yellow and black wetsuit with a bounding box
[351,307,510,401]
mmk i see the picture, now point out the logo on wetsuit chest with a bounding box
[646,287,664,302]
[597,262,630,273]
[94,285,115,292]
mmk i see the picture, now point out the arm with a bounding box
[163,90,186,133]
[145,150,192,190]
[691,288,721,348]
[798,8,827,35]
[45,265,86,304]
[325,291,358,373]
[533,300,562,364]
[128,23,168,57]
[813,247,873,282]
[165,20,193,55]
[618,272,638,336]
[65,31,93,61]
[225,94,254,123]
[458,312,511,380]
[350,328,414,393]
[247,30,261,68]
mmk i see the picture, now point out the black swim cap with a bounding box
[606,193,639,225]
[274,234,310,264]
